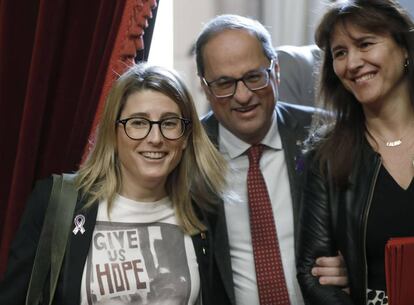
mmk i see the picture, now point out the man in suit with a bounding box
[195,14,347,305]
[276,44,321,107]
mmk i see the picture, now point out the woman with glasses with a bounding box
[0,63,227,305]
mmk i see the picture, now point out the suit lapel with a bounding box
[201,111,220,148]
[276,103,311,239]
[214,200,236,305]
[278,112,301,224]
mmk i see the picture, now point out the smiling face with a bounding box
[116,89,187,200]
[201,29,278,144]
[330,22,409,108]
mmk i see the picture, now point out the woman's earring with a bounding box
[404,58,410,68]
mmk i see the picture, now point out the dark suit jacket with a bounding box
[0,177,227,305]
[201,101,316,305]
[276,45,321,107]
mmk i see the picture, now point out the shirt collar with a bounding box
[219,110,282,159]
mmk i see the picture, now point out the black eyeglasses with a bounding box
[116,117,191,140]
[202,59,275,98]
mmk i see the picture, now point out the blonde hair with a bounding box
[76,63,227,234]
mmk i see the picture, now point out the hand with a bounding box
[311,252,349,290]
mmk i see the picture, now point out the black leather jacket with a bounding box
[296,139,381,305]
[0,177,230,305]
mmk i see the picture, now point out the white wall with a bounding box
[173,0,214,115]
[399,0,414,16]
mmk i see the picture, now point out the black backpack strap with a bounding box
[26,173,78,305]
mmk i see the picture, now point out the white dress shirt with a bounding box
[219,111,304,305]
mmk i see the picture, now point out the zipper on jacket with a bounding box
[361,156,381,304]
[200,232,207,255]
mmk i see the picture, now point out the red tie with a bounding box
[247,145,291,305]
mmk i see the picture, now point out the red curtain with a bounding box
[0,0,127,275]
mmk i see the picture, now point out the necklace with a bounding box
[366,122,413,148]
[386,139,402,147]
[366,121,414,168]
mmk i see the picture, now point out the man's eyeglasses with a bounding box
[202,59,275,98]
[116,117,191,140]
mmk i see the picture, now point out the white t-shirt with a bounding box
[80,195,200,305]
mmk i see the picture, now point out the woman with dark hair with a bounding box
[297,0,414,304]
